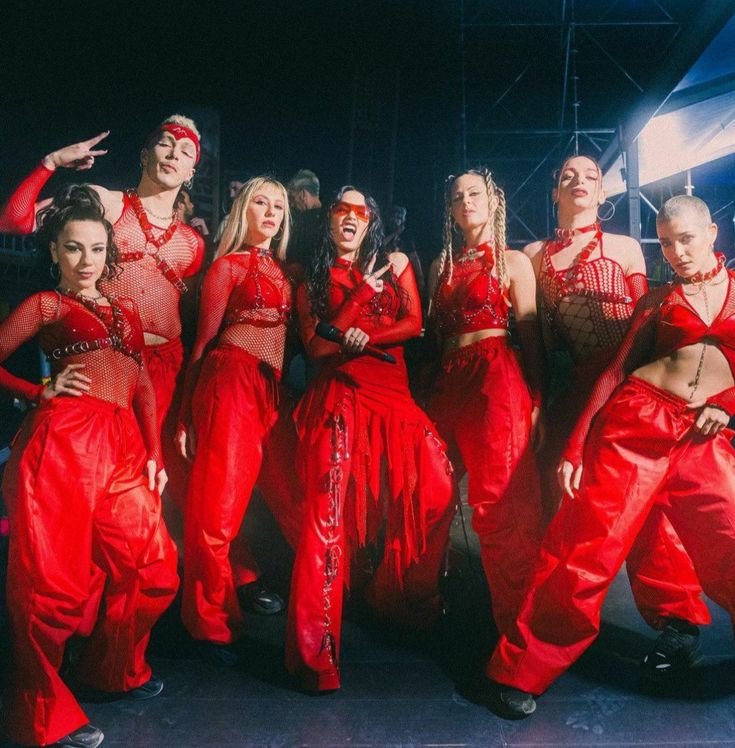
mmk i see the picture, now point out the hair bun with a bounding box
[53,184,105,215]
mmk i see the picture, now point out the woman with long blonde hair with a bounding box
[176,176,300,661]
[427,168,544,652]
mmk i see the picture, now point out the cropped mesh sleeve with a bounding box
[177,257,233,429]
[0,294,49,402]
[368,263,422,345]
[0,162,54,234]
[298,281,377,359]
[627,272,649,304]
[562,288,665,468]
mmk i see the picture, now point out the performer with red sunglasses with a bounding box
[488,195,735,717]
[524,155,707,687]
[285,187,454,693]
[427,168,544,644]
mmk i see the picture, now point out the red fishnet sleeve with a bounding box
[627,272,649,304]
[134,358,163,467]
[515,318,547,408]
[185,230,206,277]
[298,280,377,359]
[0,162,54,234]
[563,289,664,468]
[177,257,234,429]
[368,263,422,345]
[0,294,48,402]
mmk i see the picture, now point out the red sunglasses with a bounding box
[331,201,372,222]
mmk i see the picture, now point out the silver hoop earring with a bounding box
[597,200,616,222]
[49,263,60,281]
[184,178,194,189]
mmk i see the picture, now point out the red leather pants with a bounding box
[182,346,301,643]
[489,376,735,695]
[3,396,178,746]
[286,356,455,691]
[428,337,543,637]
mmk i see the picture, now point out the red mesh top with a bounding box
[99,192,205,340]
[297,258,422,361]
[178,247,293,428]
[432,250,509,338]
[564,270,735,467]
[0,291,161,464]
[539,236,648,363]
[0,163,205,341]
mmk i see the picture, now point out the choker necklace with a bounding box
[127,190,178,249]
[144,205,175,222]
[457,242,492,264]
[680,252,725,285]
[58,287,105,303]
[550,222,600,254]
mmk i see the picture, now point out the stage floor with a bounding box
[2,497,735,747]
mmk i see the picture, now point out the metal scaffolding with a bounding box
[457,0,731,247]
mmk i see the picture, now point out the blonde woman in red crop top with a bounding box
[427,168,545,649]
[1,186,178,748]
[175,176,302,664]
[488,195,735,718]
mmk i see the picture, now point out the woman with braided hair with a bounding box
[427,168,544,640]
[285,187,454,693]
[525,154,708,679]
[1,186,178,747]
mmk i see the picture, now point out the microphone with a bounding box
[315,321,396,364]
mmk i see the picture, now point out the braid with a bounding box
[494,186,509,294]
[428,181,455,318]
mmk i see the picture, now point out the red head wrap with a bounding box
[157,123,201,163]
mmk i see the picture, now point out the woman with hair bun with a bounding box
[286,187,454,693]
[0,186,178,748]
[427,168,544,643]
[176,176,302,661]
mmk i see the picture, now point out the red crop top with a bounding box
[539,236,649,363]
[0,291,160,465]
[178,247,292,429]
[432,249,509,338]
[564,271,735,467]
[297,257,422,361]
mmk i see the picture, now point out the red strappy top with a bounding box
[538,233,648,362]
[0,291,160,464]
[564,270,735,467]
[432,250,510,338]
[178,247,293,429]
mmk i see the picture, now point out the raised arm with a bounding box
[0,133,112,234]
[368,254,422,345]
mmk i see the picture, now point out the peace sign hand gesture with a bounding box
[364,262,392,293]
[42,131,110,171]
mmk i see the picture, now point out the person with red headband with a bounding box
[525,154,708,685]
[176,176,303,664]
[285,187,455,693]
[0,116,284,616]
[1,185,178,748]
[487,194,735,718]
[426,168,544,646]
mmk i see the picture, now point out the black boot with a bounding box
[641,618,700,679]
[237,579,285,615]
[54,724,104,748]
